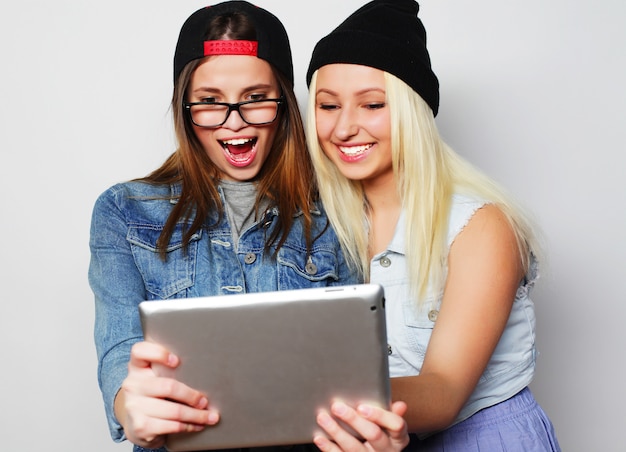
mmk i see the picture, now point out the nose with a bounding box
[222,108,247,131]
[333,108,358,141]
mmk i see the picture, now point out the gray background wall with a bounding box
[1,1,624,450]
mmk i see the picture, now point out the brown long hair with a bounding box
[140,12,316,258]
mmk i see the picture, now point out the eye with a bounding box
[365,102,386,110]
[318,103,339,111]
[248,92,268,101]
[200,96,217,103]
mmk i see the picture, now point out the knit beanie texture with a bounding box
[306,0,439,116]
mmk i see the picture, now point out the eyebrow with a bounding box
[316,87,386,97]
[191,83,277,96]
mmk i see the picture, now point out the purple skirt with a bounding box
[406,387,560,451]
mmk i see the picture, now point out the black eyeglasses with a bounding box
[183,97,284,128]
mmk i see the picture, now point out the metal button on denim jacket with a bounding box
[89,181,359,442]
[373,194,538,433]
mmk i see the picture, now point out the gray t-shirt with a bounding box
[220,180,270,251]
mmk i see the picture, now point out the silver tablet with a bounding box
[139,283,390,451]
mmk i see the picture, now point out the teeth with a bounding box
[222,138,253,146]
[339,144,373,155]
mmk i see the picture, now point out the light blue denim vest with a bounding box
[371,194,537,429]
[89,181,359,443]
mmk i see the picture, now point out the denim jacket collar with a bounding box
[167,182,322,221]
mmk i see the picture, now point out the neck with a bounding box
[362,174,402,216]
[363,177,402,258]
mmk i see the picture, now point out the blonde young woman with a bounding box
[89,2,408,451]
[305,0,561,450]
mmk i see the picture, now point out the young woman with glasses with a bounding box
[88,2,408,451]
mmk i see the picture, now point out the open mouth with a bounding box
[220,137,258,167]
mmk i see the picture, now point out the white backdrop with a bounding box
[1,1,624,451]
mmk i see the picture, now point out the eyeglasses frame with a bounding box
[183,96,285,128]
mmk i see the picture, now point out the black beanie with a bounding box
[306,0,439,116]
[173,1,294,85]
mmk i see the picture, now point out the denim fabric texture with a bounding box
[372,194,540,433]
[89,181,359,443]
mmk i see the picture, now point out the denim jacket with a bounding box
[372,194,538,435]
[88,181,358,444]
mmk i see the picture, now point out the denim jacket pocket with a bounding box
[402,294,442,357]
[127,224,201,299]
[277,245,340,287]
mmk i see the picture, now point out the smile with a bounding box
[221,137,257,149]
[339,143,373,156]
[220,137,258,167]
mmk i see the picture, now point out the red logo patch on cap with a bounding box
[204,40,258,56]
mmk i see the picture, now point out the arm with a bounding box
[392,204,524,433]
[89,186,218,448]
[89,185,150,440]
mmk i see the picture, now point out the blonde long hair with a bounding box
[306,70,541,303]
